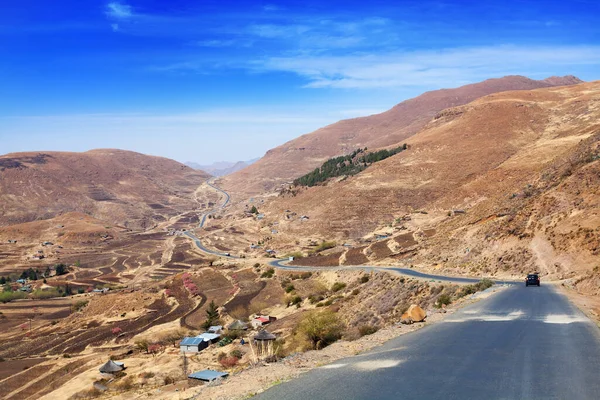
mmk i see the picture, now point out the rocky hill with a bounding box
[222,75,582,196]
[0,149,210,229]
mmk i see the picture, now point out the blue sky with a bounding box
[1,0,599,164]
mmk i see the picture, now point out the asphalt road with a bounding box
[257,284,600,400]
[269,259,516,285]
[188,179,236,258]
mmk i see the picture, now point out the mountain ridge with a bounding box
[222,75,583,197]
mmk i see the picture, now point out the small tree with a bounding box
[55,264,68,276]
[297,310,345,350]
[250,206,258,214]
[202,300,220,330]
[135,339,149,353]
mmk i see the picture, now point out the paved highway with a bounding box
[270,259,516,285]
[257,284,600,400]
[188,179,236,258]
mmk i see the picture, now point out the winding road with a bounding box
[189,180,600,399]
[186,178,237,258]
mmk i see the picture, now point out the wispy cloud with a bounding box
[105,2,134,20]
[254,45,600,88]
[195,39,237,47]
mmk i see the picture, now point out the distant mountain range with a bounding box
[185,158,259,177]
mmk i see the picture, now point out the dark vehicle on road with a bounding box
[525,273,540,286]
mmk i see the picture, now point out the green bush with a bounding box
[297,310,345,349]
[261,268,275,279]
[436,293,452,307]
[289,295,302,307]
[0,291,27,303]
[285,284,295,293]
[331,282,346,292]
[230,349,243,359]
[359,275,369,284]
[31,288,61,300]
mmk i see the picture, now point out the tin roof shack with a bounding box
[188,370,228,387]
[250,316,277,329]
[207,325,223,334]
[180,333,221,353]
[197,332,221,343]
[180,337,208,353]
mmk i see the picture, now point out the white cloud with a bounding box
[105,2,134,20]
[111,23,119,32]
[195,39,236,47]
[255,45,600,88]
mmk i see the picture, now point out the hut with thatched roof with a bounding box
[99,360,125,374]
[254,330,276,359]
[227,320,248,331]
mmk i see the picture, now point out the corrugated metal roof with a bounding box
[197,333,220,341]
[188,370,229,382]
[180,337,203,346]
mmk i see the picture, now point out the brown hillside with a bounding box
[222,75,582,196]
[0,149,210,229]
[256,81,600,280]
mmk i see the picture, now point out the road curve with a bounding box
[269,259,516,285]
[190,180,515,283]
[256,284,600,400]
[189,179,236,258]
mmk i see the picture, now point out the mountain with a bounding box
[222,75,583,197]
[186,158,259,177]
[0,149,210,229]
[259,80,600,284]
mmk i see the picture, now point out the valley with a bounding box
[1,77,600,399]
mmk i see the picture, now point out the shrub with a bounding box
[72,300,88,313]
[141,371,155,379]
[358,325,379,337]
[331,282,346,292]
[351,289,360,296]
[219,356,239,368]
[436,293,452,307]
[288,295,302,307]
[230,349,243,359]
[359,275,370,284]
[285,284,295,293]
[253,263,261,268]
[0,291,27,303]
[297,310,345,350]
[163,376,176,385]
[261,268,275,279]
[309,295,324,304]
[135,339,149,353]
